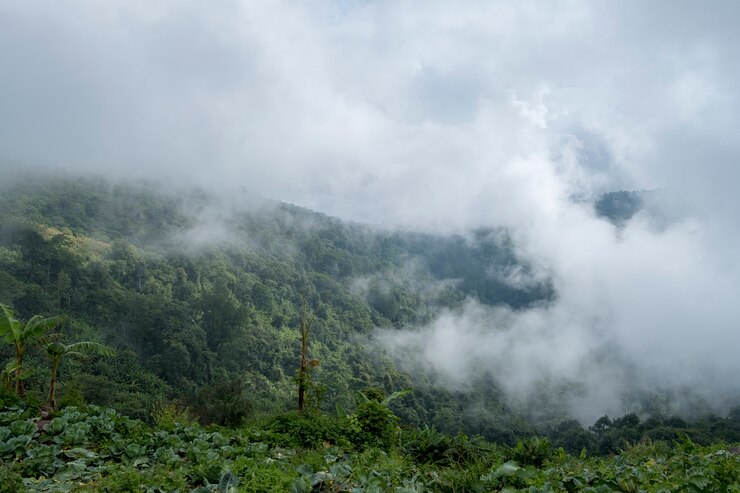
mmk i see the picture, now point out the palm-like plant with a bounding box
[0,304,67,396]
[45,340,115,408]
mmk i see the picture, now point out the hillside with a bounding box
[1,172,738,449]
[0,172,554,436]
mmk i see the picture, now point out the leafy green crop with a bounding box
[1,399,739,492]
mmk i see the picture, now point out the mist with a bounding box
[2,1,740,420]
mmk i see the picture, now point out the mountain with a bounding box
[0,171,553,439]
[594,190,645,225]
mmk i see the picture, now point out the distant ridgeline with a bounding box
[593,189,666,226]
[1,173,736,448]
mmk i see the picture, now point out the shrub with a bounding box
[402,426,452,465]
[349,399,398,450]
[402,427,481,466]
[511,437,552,467]
[192,376,251,426]
[151,400,196,431]
[0,463,23,493]
[267,412,349,449]
[56,381,86,409]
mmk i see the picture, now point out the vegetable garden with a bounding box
[1,402,738,492]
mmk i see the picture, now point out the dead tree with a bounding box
[297,306,318,413]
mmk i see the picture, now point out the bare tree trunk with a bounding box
[48,359,60,409]
[15,351,24,397]
[297,313,309,412]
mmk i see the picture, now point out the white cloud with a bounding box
[2,0,739,418]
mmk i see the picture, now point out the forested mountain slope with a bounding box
[0,171,552,438]
[2,171,739,454]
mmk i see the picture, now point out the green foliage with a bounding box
[267,412,350,449]
[0,463,24,493]
[0,386,23,410]
[1,171,739,455]
[55,380,87,409]
[512,436,553,467]
[0,400,738,492]
[296,306,322,414]
[191,373,252,426]
[0,173,551,439]
[44,338,115,408]
[548,418,596,454]
[402,427,484,467]
[151,400,196,431]
[347,388,409,450]
[0,304,67,396]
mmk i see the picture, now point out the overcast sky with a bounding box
[2,1,739,417]
[2,0,738,224]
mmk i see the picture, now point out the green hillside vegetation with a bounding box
[0,397,738,492]
[0,172,551,434]
[1,172,739,490]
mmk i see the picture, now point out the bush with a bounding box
[349,399,398,450]
[402,427,479,466]
[402,426,451,464]
[549,419,595,454]
[267,412,349,449]
[511,437,552,467]
[96,466,144,493]
[0,463,23,493]
[192,376,251,426]
[0,388,23,411]
[151,400,196,431]
[96,465,188,492]
[56,381,86,409]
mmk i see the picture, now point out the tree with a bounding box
[297,306,318,413]
[0,304,67,396]
[347,387,411,449]
[44,339,115,408]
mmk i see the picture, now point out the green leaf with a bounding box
[381,388,412,407]
[0,304,19,338]
[3,360,20,375]
[494,461,522,477]
[15,367,34,380]
[52,459,86,481]
[4,435,32,454]
[23,314,67,343]
[62,341,116,358]
[10,419,36,437]
[218,470,239,492]
[132,456,150,467]
[44,417,69,435]
[330,462,352,479]
[290,477,311,493]
[336,401,348,417]
[63,447,98,460]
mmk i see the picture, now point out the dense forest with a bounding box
[0,171,556,432]
[1,171,738,491]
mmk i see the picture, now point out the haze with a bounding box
[2,0,739,419]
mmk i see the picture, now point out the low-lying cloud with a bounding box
[378,201,740,421]
[2,1,740,419]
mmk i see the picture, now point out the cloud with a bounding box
[379,206,740,421]
[2,1,739,418]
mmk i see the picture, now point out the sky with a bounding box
[2,0,739,419]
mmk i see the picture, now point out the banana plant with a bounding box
[337,388,412,417]
[0,304,67,396]
[356,387,412,407]
[45,340,115,409]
